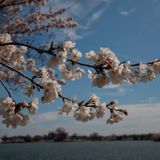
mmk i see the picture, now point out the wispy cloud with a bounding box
[31,111,59,124]
[49,0,114,40]
[120,11,130,16]
[103,84,120,89]
[117,87,132,94]
[97,86,133,97]
[79,0,113,31]
[141,97,158,104]
[82,7,107,30]
[63,29,83,41]
[119,8,136,16]
[31,110,74,124]
[1,102,160,136]
[67,102,160,135]
[39,102,160,135]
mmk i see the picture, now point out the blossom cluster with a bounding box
[38,67,62,103]
[86,48,160,87]
[48,41,85,81]
[0,33,62,104]
[0,0,78,40]
[58,94,127,123]
[0,33,159,128]
[106,101,128,124]
[0,33,27,66]
[0,34,65,127]
[0,97,38,128]
[0,33,27,83]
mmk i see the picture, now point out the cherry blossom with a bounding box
[0,12,160,128]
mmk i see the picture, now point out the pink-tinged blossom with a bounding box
[28,98,38,114]
[24,84,34,97]
[48,51,67,68]
[71,49,82,61]
[107,113,123,124]
[41,80,61,103]
[86,50,98,61]
[92,75,110,88]
[63,41,76,50]
[153,61,160,74]
[72,67,85,80]
[96,103,106,118]
[74,106,91,122]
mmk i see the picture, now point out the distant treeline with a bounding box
[1,127,160,143]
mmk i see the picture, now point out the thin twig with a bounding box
[0,79,14,100]
[0,60,74,103]
[0,0,27,8]
[0,60,43,89]
[0,42,47,54]
[0,42,159,69]
[58,94,72,101]
[0,42,105,69]
[130,59,160,67]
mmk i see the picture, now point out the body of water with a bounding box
[0,141,159,160]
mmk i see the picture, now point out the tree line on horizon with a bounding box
[1,127,160,143]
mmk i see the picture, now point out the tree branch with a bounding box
[0,0,27,8]
[0,60,74,103]
[130,59,160,67]
[0,42,97,68]
[0,79,14,100]
[0,60,43,89]
[58,94,72,102]
[0,42,47,54]
[0,42,158,70]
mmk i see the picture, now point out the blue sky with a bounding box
[1,0,160,136]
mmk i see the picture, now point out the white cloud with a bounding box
[48,0,114,40]
[141,97,158,104]
[83,7,107,30]
[117,87,132,94]
[1,102,160,136]
[49,0,113,18]
[119,8,136,16]
[103,84,120,89]
[97,86,132,97]
[49,102,160,136]
[68,102,160,135]
[31,111,59,124]
[63,29,83,41]
[120,11,130,16]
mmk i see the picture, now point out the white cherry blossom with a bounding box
[41,80,61,103]
[74,106,91,122]
[28,98,38,114]
[153,61,160,74]
[86,50,98,61]
[72,67,85,80]
[63,41,76,50]
[71,49,82,61]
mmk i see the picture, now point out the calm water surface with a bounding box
[0,141,160,160]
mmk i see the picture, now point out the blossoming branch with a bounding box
[1,32,160,128]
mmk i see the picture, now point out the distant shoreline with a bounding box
[1,132,160,144]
